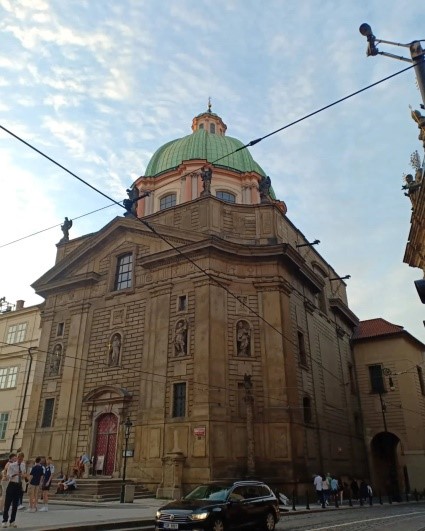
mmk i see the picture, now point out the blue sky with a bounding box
[0,0,424,342]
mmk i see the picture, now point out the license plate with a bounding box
[164,523,179,530]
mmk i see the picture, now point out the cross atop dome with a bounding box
[192,103,227,135]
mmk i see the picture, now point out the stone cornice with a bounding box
[253,278,293,295]
[329,298,359,328]
[34,272,101,298]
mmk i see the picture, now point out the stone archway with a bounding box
[371,432,402,501]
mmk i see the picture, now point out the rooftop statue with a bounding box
[200,166,212,196]
[259,175,272,203]
[60,217,73,243]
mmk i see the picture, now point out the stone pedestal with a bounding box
[156,452,186,499]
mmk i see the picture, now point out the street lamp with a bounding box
[359,23,425,108]
[120,416,133,504]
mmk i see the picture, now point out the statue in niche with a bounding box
[258,175,272,203]
[108,333,122,366]
[200,166,212,196]
[236,320,251,357]
[174,319,188,356]
[49,344,62,376]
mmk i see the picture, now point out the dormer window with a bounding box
[199,124,204,129]
[210,123,215,134]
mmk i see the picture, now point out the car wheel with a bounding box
[211,518,225,531]
[263,511,276,531]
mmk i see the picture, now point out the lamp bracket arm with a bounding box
[376,38,412,49]
[378,51,413,64]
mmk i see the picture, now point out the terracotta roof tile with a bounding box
[352,318,404,340]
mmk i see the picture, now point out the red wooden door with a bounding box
[95,413,118,476]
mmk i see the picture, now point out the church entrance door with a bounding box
[95,413,118,476]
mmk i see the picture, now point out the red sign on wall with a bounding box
[193,426,206,437]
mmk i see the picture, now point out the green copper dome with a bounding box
[144,128,266,177]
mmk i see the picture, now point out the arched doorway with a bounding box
[94,413,118,476]
[371,432,401,501]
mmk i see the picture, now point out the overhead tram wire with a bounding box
[0,203,117,249]
[1,59,421,245]
[1,63,420,389]
[3,339,423,437]
[134,59,423,194]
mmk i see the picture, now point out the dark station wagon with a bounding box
[155,480,280,531]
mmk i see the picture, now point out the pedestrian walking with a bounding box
[313,473,325,508]
[330,477,339,503]
[350,478,359,502]
[359,479,368,505]
[367,482,373,505]
[2,452,26,528]
[27,456,45,512]
[322,475,330,506]
[0,457,11,513]
[40,457,55,511]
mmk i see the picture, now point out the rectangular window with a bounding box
[6,323,27,343]
[41,398,55,428]
[0,367,18,389]
[417,366,425,396]
[56,322,64,337]
[297,331,308,367]
[178,295,187,312]
[0,413,9,439]
[172,383,186,417]
[369,364,384,394]
[114,254,133,291]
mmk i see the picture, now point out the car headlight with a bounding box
[190,511,210,520]
[155,510,161,519]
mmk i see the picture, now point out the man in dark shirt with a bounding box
[28,457,45,512]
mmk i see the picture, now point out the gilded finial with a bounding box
[208,97,212,113]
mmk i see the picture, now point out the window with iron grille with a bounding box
[6,322,27,343]
[0,413,9,439]
[172,383,186,417]
[114,254,133,291]
[160,193,176,210]
[41,398,55,428]
[0,367,18,389]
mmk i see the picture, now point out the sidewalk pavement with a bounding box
[3,497,424,530]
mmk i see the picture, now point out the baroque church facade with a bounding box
[23,108,367,494]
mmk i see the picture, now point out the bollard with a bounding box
[414,488,418,502]
[405,489,409,502]
[360,496,364,506]
[305,491,310,510]
[369,495,372,506]
[348,494,352,507]
[378,491,383,505]
[292,490,296,511]
[335,493,339,508]
[388,492,392,504]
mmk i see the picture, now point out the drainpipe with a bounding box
[10,347,35,452]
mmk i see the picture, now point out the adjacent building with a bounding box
[22,108,367,495]
[0,299,41,456]
[352,318,425,496]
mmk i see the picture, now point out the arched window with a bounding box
[210,123,215,133]
[160,193,177,210]
[216,191,236,203]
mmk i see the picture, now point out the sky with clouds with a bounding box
[0,0,424,342]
